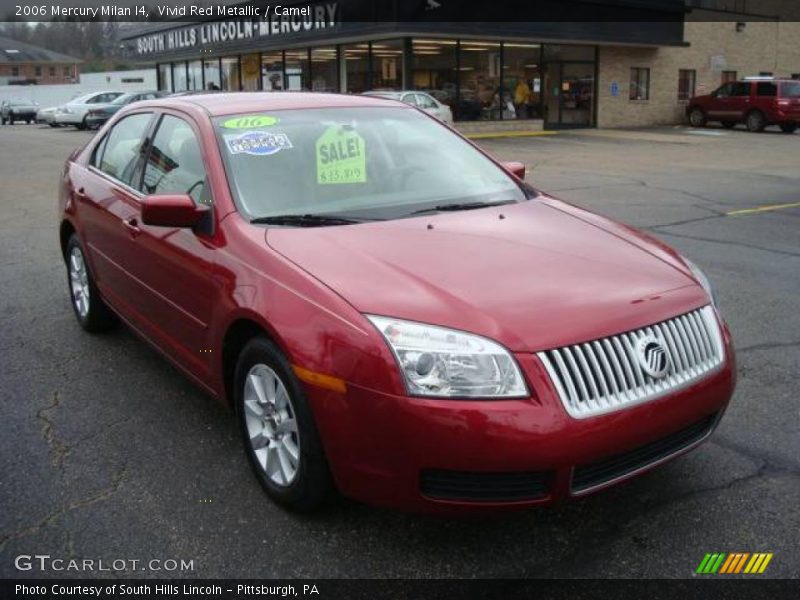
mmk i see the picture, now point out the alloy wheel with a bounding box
[69,246,90,318]
[243,364,301,487]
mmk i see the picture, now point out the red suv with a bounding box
[687,78,800,133]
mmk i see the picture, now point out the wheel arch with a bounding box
[59,219,77,261]
[221,314,293,408]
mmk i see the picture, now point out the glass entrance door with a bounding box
[544,62,595,128]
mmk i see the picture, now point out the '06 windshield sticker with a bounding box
[221,115,279,129]
[225,131,293,156]
[315,125,366,185]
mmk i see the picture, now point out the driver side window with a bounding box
[715,83,734,98]
[142,115,211,205]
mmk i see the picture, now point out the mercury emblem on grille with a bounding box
[636,334,670,378]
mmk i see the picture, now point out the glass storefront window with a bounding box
[503,43,542,119]
[204,59,221,91]
[241,53,261,91]
[310,46,338,92]
[458,41,503,121]
[172,62,188,92]
[262,51,285,91]
[188,60,203,91]
[371,39,404,90]
[158,63,172,92]
[411,39,457,117]
[283,49,309,91]
[343,43,370,93]
[221,57,241,91]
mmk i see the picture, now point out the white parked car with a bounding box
[363,90,454,124]
[54,91,125,130]
[37,106,60,126]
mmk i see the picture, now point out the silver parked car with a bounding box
[54,91,125,130]
[1,98,39,124]
[362,90,454,124]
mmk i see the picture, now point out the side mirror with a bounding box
[141,194,209,228]
[502,161,526,180]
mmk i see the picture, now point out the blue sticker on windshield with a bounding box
[224,131,293,156]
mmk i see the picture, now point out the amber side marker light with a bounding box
[293,365,347,394]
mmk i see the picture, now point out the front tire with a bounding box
[76,116,87,131]
[746,110,766,132]
[688,107,706,128]
[235,337,334,512]
[779,123,797,134]
[65,234,116,332]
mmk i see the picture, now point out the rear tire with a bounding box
[779,123,797,134]
[65,234,117,333]
[235,337,334,512]
[7,112,14,125]
[688,107,706,128]
[721,121,736,129]
[746,110,766,132]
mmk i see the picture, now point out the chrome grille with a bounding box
[538,306,724,419]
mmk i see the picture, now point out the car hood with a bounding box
[265,197,707,351]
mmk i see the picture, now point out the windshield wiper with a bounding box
[250,213,367,227]
[407,200,517,217]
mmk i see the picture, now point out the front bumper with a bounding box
[54,112,82,125]
[307,321,736,514]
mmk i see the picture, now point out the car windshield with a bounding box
[214,107,528,222]
[781,82,800,97]
[111,94,135,105]
[69,93,95,104]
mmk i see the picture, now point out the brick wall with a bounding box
[597,20,800,128]
[0,63,79,84]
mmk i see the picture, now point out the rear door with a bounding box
[78,112,156,312]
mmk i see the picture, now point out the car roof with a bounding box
[364,90,423,97]
[140,92,409,117]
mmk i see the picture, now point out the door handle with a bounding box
[123,217,141,237]
[75,187,88,200]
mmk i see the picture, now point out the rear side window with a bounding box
[781,82,800,97]
[95,113,152,186]
[142,115,210,205]
[416,94,437,109]
[756,82,777,97]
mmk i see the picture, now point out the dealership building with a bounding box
[123,0,800,129]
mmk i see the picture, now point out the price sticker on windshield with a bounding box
[315,126,366,185]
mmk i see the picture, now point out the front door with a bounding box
[544,62,595,128]
[127,112,218,381]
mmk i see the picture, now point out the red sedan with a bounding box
[59,93,735,513]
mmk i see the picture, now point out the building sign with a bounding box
[710,54,727,73]
[135,2,339,56]
[610,81,620,97]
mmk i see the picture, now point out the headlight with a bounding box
[367,316,528,398]
[684,258,718,308]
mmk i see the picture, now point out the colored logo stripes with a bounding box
[696,552,773,574]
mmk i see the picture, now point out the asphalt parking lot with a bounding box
[0,122,798,579]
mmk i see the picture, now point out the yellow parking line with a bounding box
[726,202,800,216]
[464,131,559,140]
